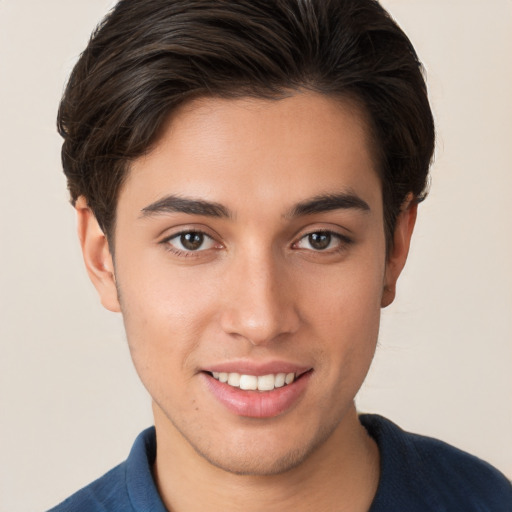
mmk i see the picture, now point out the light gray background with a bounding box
[1,1,511,510]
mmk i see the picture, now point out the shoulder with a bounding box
[360,414,512,512]
[46,463,129,512]
[47,427,165,512]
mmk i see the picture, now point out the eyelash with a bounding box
[293,230,353,253]
[160,229,353,257]
[161,230,219,257]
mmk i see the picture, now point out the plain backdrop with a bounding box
[0,1,511,510]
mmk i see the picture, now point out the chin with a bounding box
[184,417,339,477]
[194,444,313,476]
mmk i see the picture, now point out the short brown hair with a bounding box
[58,0,435,247]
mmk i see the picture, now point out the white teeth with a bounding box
[257,374,275,391]
[239,374,258,390]
[274,373,286,388]
[211,371,297,391]
[227,373,241,387]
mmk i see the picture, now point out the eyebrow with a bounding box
[286,192,370,218]
[140,191,370,220]
[140,195,232,219]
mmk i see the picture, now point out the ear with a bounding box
[381,195,417,308]
[75,196,121,312]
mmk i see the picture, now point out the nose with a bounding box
[219,248,300,346]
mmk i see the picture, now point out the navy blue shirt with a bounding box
[48,414,512,511]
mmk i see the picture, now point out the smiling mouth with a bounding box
[204,368,313,417]
[207,371,310,392]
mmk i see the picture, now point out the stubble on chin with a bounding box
[158,401,345,477]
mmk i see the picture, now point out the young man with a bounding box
[50,0,512,510]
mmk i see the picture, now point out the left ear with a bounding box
[381,195,417,308]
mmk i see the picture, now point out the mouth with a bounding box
[202,367,313,418]
[207,370,307,392]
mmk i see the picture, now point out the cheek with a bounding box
[302,253,384,327]
[116,266,220,378]
[302,256,384,375]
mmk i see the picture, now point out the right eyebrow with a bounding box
[139,195,232,219]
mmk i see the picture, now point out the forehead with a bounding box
[119,92,382,220]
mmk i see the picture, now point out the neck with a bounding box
[152,403,380,512]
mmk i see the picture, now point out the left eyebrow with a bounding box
[286,192,371,218]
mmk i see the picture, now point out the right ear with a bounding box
[75,196,121,313]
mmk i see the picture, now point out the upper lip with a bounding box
[203,360,312,377]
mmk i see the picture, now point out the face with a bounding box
[80,92,413,475]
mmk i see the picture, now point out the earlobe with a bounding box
[381,196,417,308]
[76,196,121,313]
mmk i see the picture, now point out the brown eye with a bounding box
[308,232,331,250]
[295,230,350,252]
[165,231,216,253]
[181,232,204,251]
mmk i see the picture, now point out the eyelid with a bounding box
[292,223,353,242]
[292,228,354,252]
[160,227,223,256]
[159,224,221,243]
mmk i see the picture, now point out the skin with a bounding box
[77,92,416,512]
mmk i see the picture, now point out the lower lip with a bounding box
[203,372,312,418]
